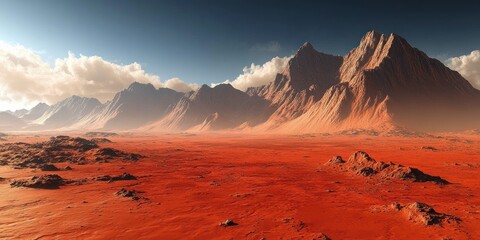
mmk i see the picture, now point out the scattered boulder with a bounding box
[313,233,331,240]
[115,188,141,201]
[325,151,449,184]
[325,156,345,165]
[11,174,65,189]
[40,164,59,171]
[422,146,438,151]
[402,202,460,226]
[219,219,237,227]
[95,172,137,182]
[64,166,73,170]
[95,148,143,161]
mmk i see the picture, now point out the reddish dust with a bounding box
[0,133,479,239]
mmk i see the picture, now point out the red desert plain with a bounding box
[1,132,479,240]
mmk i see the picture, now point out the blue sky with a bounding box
[1,0,479,85]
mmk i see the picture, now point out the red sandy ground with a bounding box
[0,133,479,239]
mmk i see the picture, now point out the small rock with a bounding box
[421,146,438,151]
[314,233,331,240]
[325,156,345,165]
[219,219,237,227]
[115,188,142,201]
[40,164,60,171]
[95,172,137,182]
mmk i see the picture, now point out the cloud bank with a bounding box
[447,50,480,89]
[0,41,196,111]
[218,56,291,91]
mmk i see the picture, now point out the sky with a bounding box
[0,0,480,111]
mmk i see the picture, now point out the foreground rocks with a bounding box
[115,188,145,201]
[10,174,66,189]
[371,202,460,226]
[0,136,143,170]
[325,151,449,184]
[219,219,237,227]
[90,138,113,143]
[94,172,137,182]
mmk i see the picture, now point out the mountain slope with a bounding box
[31,96,103,130]
[251,42,343,128]
[21,103,50,121]
[281,31,480,132]
[0,112,26,131]
[83,82,183,130]
[145,84,273,131]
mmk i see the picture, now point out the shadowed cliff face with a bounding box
[252,42,343,127]
[276,31,480,133]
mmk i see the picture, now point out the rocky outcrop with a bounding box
[325,151,449,184]
[94,172,137,182]
[0,136,143,169]
[253,43,343,128]
[11,174,66,189]
[371,202,460,226]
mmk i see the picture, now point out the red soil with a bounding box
[1,133,479,239]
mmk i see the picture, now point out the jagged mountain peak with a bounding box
[213,83,235,91]
[127,81,156,92]
[297,41,315,53]
[33,102,49,109]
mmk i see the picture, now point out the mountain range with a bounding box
[2,31,480,133]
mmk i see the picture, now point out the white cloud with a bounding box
[0,41,197,111]
[447,50,480,89]
[164,77,199,93]
[0,40,290,111]
[217,56,291,91]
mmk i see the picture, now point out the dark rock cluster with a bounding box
[0,136,143,170]
[325,151,449,184]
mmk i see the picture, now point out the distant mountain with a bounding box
[83,82,183,130]
[145,84,273,131]
[21,103,50,121]
[8,109,28,118]
[31,96,102,129]
[0,112,25,131]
